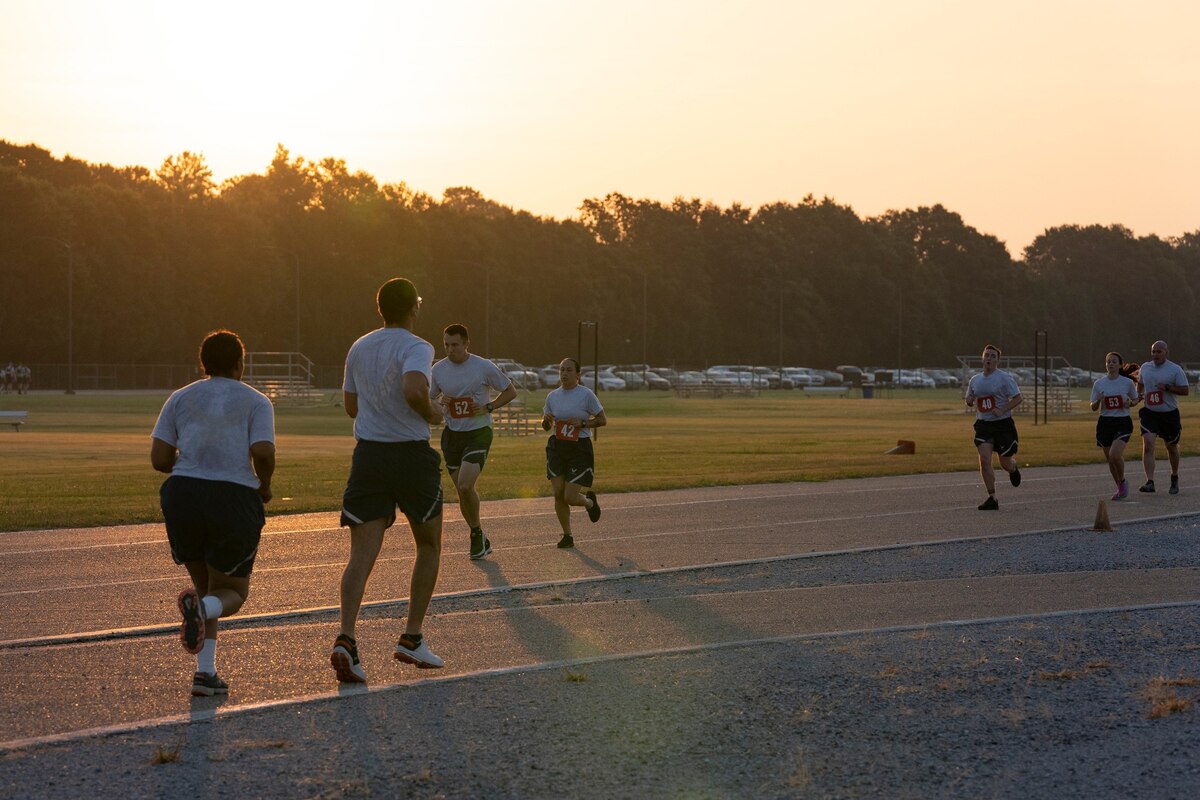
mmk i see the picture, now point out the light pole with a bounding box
[37,236,74,394]
[259,245,301,353]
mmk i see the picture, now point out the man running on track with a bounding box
[152,330,275,697]
[964,344,1023,510]
[1137,340,1189,494]
[430,323,517,560]
[331,277,446,684]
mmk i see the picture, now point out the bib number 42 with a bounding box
[555,420,581,441]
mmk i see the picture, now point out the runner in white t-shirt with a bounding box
[430,323,517,560]
[964,344,1024,510]
[151,329,276,697]
[331,278,446,684]
[1136,340,1190,494]
[541,358,607,549]
[1089,352,1141,500]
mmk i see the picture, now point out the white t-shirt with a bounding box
[343,327,435,442]
[543,385,604,440]
[1091,375,1138,418]
[966,369,1021,421]
[430,354,513,432]
[151,377,275,489]
[1138,359,1187,413]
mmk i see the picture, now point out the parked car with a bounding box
[676,370,707,387]
[642,370,672,390]
[612,369,646,390]
[581,368,626,391]
[782,367,822,387]
[537,364,562,388]
[504,366,540,390]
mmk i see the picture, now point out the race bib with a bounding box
[1147,390,1165,406]
[447,396,474,419]
[1103,395,1124,410]
[977,396,997,413]
[554,420,581,441]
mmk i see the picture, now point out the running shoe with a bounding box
[330,634,367,683]
[978,496,999,511]
[585,491,601,523]
[394,635,444,669]
[1112,479,1129,501]
[191,671,228,697]
[1139,480,1156,493]
[469,531,492,560]
[1009,468,1021,488]
[1170,475,1179,495]
[176,588,206,655]
[557,533,575,549]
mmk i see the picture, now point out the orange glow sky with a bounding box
[2,0,1197,254]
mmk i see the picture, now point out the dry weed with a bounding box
[1037,670,1081,681]
[565,671,589,683]
[151,744,182,764]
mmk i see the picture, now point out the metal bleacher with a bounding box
[243,352,327,406]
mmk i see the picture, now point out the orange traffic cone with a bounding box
[1090,500,1113,532]
[885,439,916,455]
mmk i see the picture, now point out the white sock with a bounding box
[197,638,217,674]
[201,595,224,620]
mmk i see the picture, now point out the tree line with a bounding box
[2,139,1198,377]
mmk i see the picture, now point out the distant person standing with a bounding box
[965,344,1023,510]
[1137,340,1189,494]
[331,277,445,685]
[542,358,606,548]
[151,330,275,697]
[430,324,517,560]
[16,363,30,395]
[1090,353,1140,500]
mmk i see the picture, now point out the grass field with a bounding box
[2,388,1197,531]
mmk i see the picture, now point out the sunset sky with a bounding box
[2,0,1197,254]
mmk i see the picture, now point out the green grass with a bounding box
[2,388,1196,530]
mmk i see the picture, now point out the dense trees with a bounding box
[1,138,1197,379]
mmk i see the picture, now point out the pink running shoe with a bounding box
[1112,479,1128,501]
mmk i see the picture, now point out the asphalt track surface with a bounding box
[1,462,1199,798]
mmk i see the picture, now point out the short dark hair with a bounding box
[377,278,419,324]
[982,344,1001,357]
[562,358,581,371]
[443,323,469,340]
[199,330,244,376]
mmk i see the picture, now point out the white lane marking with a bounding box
[3,510,1196,648]
[0,468,1129,555]
[3,598,1195,753]
[0,492,1179,597]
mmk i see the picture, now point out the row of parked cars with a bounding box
[491,359,1200,392]
[489,360,977,391]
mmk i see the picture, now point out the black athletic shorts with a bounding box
[440,426,494,473]
[341,439,443,529]
[1096,416,1134,448]
[1139,408,1182,445]
[973,417,1019,457]
[545,435,595,487]
[160,476,264,577]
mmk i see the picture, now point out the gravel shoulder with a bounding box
[3,514,1199,798]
